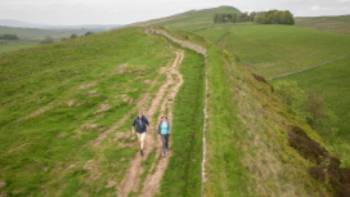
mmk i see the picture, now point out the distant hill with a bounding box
[0,26,88,40]
[137,6,240,30]
[296,15,350,33]
[0,24,119,54]
[0,19,41,28]
[0,19,120,30]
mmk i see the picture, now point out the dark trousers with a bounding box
[161,134,170,155]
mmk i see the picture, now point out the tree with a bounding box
[214,13,250,23]
[0,34,19,40]
[253,10,295,25]
[249,12,257,21]
[239,12,250,22]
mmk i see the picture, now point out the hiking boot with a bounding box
[140,150,144,157]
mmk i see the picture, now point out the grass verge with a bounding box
[158,49,205,197]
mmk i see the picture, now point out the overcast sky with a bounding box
[1,0,350,25]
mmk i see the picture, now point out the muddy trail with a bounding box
[146,28,209,196]
[117,50,184,197]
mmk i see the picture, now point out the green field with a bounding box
[182,23,350,167]
[0,27,174,196]
[296,15,350,34]
[0,40,38,54]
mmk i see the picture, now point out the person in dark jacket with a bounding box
[132,111,149,156]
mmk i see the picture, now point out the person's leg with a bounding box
[165,134,169,150]
[140,132,146,150]
[161,134,166,156]
[137,132,146,156]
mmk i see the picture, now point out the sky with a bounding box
[1,0,350,25]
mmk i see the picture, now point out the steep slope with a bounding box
[179,22,350,169]
[141,6,350,197]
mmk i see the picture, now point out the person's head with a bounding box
[138,111,144,118]
[160,116,168,121]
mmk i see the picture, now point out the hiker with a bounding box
[132,111,149,156]
[158,116,170,157]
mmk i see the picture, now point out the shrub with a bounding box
[70,34,78,39]
[84,31,94,36]
[274,80,337,133]
[305,92,338,132]
[274,80,307,117]
[41,36,54,44]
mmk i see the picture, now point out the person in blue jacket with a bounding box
[158,116,170,157]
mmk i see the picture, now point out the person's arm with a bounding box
[131,119,136,134]
[145,117,150,126]
[168,121,171,134]
[158,122,161,134]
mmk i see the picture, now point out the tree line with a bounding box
[0,34,19,40]
[214,10,295,25]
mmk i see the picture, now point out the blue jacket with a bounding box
[158,120,170,135]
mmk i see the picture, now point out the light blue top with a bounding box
[160,121,170,135]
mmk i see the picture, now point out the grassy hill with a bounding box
[139,6,240,31]
[189,23,350,167]
[147,5,350,196]
[296,15,350,34]
[0,27,175,196]
[156,11,350,164]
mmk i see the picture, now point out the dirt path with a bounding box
[147,28,209,197]
[117,51,184,197]
[93,64,167,147]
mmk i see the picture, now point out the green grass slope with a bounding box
[140,6,240,32]
[0,40,37,54]
[161,19,350,168]
[0,27,174,196]
[191,23,350,168]
[150,6,350,196]
[296,15,350,34]
[284,58,350,166]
